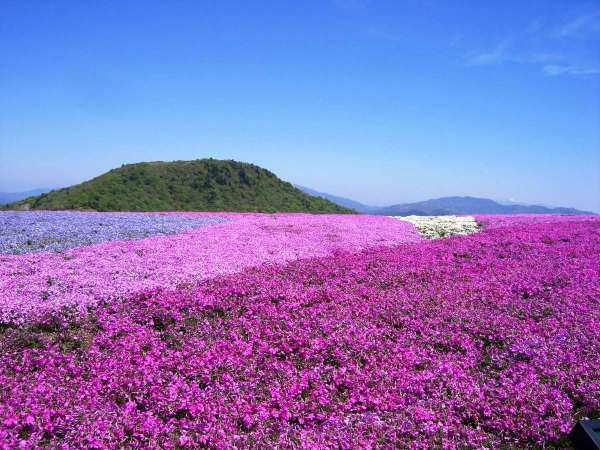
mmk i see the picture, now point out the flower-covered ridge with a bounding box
[0,215,598,448]
[0,212,420,324]
[0,211,228,255]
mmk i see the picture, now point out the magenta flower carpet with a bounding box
[0,213,598,448]
[0,213,419,324]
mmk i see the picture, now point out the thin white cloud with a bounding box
[558,10,600,37]
[466,40,560,67]
[543,64,600,76]
[466,40,511,66]
[465,9,600,77]
[467,44,598,77]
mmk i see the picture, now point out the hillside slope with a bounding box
[295,185,380,213]
[7,159,353,213]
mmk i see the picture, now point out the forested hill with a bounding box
[7,159,353,213]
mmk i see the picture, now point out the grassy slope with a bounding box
[8,159,353,213]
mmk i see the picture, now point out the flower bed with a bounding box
[0,211,228,255]
[0,212,420,324]
[0,215,598,448]
[393,215,479,239]
[475,213,595,229]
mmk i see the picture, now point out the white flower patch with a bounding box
[391,215,480,239]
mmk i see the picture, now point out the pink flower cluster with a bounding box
[0,213,420,324]
[474,213,594,229]
[0,215,598,448]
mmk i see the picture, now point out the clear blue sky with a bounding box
[1,0,599,211]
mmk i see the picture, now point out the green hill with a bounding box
[7,159,353,213]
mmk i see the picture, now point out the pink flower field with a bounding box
[1,212,599,448]
[0,213,420,324]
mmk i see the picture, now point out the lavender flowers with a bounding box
[0,211,228,255]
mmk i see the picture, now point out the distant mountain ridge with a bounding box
[375,196,593,215]
[0,189,51,206]
[5,160,352,213]
[295,186,379,213]
[296,187,593,215]
[6,178,593,215]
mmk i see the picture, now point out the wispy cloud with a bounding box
[558,10,600,37]
[465,9,600,78]
[466,40,560,68]
[466,40,512,66]
[543,64,600,76]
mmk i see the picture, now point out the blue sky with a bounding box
[1,0,599,211]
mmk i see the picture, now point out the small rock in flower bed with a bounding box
[393,215,480,239]
[0,211,229,255]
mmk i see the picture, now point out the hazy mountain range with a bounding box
[297,186,381,213]
[0,189,51,206]
[1,162,593,215]
[296,186,593,215]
